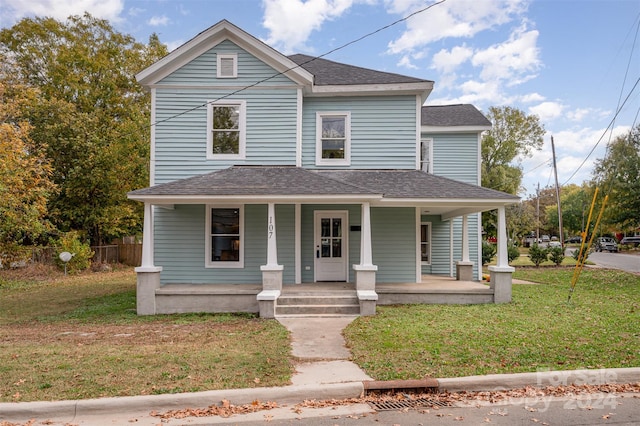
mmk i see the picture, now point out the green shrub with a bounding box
[482,241,496,265]
[528,243,548,267]
[548,246,565,266]
[507,244,520,264]
[572,245,590,262]
[54,231,94,274]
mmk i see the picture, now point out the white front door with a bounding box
[314,211,348,281]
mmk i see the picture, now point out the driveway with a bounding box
[581,250,640,274]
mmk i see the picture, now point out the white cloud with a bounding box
[128,7,144,17]
[431,45,473,73]
[387,0,528,54]
[519,93,545,103]
[2,0,124,24]
[148,15,169,27]
[471,24,541,84]
[397,55,418,69]
[529,101,564,122]
[262,0,357,54]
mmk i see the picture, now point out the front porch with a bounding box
[148,275,498,316]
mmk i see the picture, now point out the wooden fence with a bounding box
[30,243,142,267]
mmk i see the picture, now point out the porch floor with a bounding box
[279,275,490,293]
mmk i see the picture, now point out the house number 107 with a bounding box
[268,216,274,239]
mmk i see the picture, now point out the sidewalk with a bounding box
[1,317,639,425]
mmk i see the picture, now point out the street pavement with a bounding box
[1,318,639,425]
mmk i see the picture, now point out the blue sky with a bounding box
[2,0,639,197]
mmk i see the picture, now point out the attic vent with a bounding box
[217,53,237,78]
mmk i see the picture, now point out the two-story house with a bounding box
[128,20,519,317]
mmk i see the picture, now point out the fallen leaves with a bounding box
[149,382,640,420]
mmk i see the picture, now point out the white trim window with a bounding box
[217,53,237,78]
[420,222,431,265]
[207,100,246,160]
[206,206,244,268]
[421,138,433,173]
[316,112,351,166]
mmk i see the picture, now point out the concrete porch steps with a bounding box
[276,294,360,317]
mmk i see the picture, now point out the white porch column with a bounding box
[353,202,378,315]
[135,203,162,315]
[461,215,470,262]
[488,206,514,303]
[456,214,474,281]
[258,202,283,318]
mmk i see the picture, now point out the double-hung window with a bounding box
[421,222,431,265]
[206,206,243,268]
[207,100,246,160]
[316,112,350,166]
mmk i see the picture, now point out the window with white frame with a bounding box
[316,112,350,165]
[207,100,246,159]
[420,138,433,173]
[217,53,237,78]
[206,206,243,268]
[420,222,431,264]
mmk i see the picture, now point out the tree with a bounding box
[591,125,640,232]
[481,106,545,237]
[545,183,594,237]
[0,14,168,245]
[0,79,55,255]
[481,106,545,194]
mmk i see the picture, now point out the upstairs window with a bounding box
[207,100,246,160]
[316,112,351,166]
[421,138,433,173]
[217,53,237,78]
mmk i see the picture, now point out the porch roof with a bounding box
[128,166,519,214]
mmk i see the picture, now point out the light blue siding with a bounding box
[302,96,418,169]
[371,207,416,283]
[423,214,480,279]
[158,40,294,86]
[154,88,298,183]
[424,133,480,185]
[154,204,297,285]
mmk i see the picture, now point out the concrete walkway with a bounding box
[277,317,373,386]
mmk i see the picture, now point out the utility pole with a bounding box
[551,136,564,247]
[536,182,540,242]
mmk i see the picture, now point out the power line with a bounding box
[152,0,448,128]
[562,76,640,186]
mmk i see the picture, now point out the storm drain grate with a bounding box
[369,398,451,411]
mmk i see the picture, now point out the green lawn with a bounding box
[0,266,292,402]
[345,268,640,380]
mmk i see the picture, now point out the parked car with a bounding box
[620,236,640,247]
[594,237,618,253]
[541,235,550,243]
[565,236,582,244]
[549,241,562,248]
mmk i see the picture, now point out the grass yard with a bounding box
[0,266,292,403]
[345,268,640,380]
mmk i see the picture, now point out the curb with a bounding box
[2,368,639,422]
[437,367,640,393]
[0,382,364,422]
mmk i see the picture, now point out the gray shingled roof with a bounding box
[288,54,432,86]
[129,166,518,201]
[421,104,491,127]
[128,166,378,197]
[318,169,517,200]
